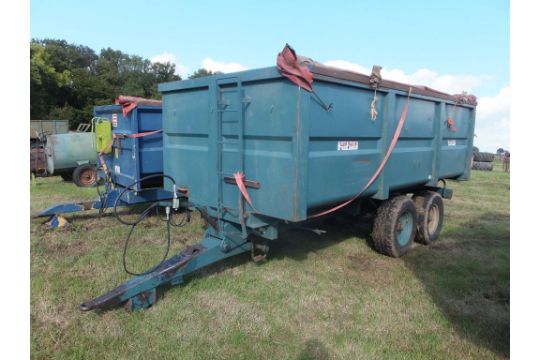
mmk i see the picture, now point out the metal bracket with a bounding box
[223,176,260,189]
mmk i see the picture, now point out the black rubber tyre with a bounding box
[473,152,495,162]
[472,161,493,171]
[60,173,73,181]
[72,164,97,187]
[413,191,444,245]
[371,195,417,258]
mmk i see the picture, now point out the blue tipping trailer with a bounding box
[93,103,164,191]
[80,46,477,311]
[35,101,174,225]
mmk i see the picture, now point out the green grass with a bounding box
[30,163,509,360]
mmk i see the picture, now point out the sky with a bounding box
[30,0,509,151]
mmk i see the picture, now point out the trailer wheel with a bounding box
[73,164,97,187]
[371,195,417,257]
[413,191,444,245]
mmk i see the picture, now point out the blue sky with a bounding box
[30,0,509,151]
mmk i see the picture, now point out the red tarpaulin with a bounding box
[115,96,162,117]
[276,44,314,92]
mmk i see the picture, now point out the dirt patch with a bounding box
[41,239,91,257]
[347,252,373,271]
[31,297,70,330]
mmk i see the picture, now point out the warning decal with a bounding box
[112,113,118,127]
[337,141,359,151]
[447,139,456,146]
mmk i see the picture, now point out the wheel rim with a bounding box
[396,211,413,246]
[79,168,96,186]
[427,203,440,235]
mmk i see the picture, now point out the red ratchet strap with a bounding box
[276,44,314,92]
[308,89,412,219]
[447,118,457,132]
[234,172,258,213]
[113,129,162,139]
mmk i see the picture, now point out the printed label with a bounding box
[337,141,359,151]
[448,139,456,146]
[112,113,118,127]
[114,165,121,174]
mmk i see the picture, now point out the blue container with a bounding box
[159,66,475,223]
[94,104,163,191]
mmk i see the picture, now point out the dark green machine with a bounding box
[45,132,98,186]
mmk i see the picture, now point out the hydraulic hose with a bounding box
[111,174,188,276]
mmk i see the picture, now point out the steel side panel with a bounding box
[137,108,164,176]
[306,83,473,207]
[306,81,385,206]
[439,104,474,178]
[163,78,299,220]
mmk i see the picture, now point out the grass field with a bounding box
[30,163,510,360]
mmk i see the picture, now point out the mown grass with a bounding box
[30,163,509,360]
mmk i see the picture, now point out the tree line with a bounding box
[30,39,219,128]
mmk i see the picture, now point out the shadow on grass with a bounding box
[183,216,367,280]
[402,211,510,357]
[297,338,330,360]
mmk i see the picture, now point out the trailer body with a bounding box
[94,104,163,191]
[159,66,475,224]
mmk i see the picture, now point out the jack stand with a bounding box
[46,214,69,229]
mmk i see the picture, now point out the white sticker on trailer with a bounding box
[337,141,358,151]
[114,165,121,174]
[112,113,118,127]
[448,139,456,146]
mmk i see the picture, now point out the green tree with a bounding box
[189,68,222,79]
[30,39,181,128]
[30,42,71,119]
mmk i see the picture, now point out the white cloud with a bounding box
[150,52,189,78]
[324,60,371,75]
[475,87,510,152]
[202,57,247,73]
[323,60,489,94]
[150,53,248,78]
